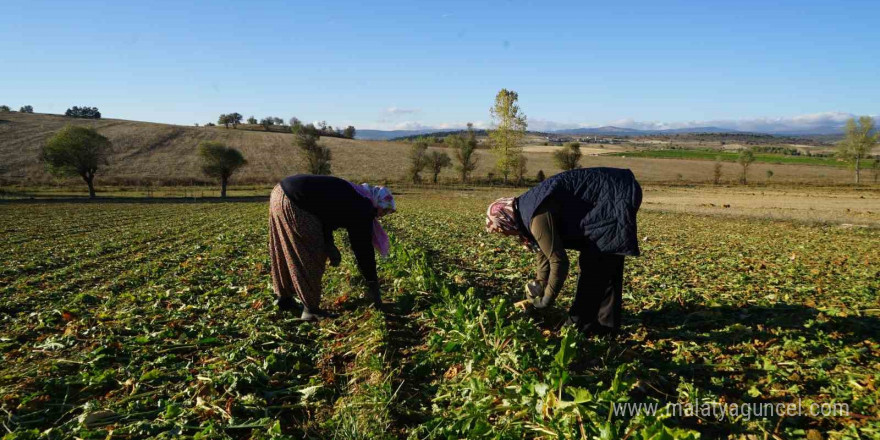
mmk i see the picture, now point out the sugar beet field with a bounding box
[1,191,878,439]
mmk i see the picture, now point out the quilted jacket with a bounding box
[515,167,642,256]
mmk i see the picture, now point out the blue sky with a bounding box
[2,0,878,131]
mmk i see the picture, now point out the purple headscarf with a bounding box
[349,182,395,257]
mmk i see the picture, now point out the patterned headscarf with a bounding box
[350,182,395,257]
[485,197,519,235]
[486,197,539,252]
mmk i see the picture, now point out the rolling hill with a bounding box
[0,112,862,189]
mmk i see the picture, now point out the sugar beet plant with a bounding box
[0,194,877,439]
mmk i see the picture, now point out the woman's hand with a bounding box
[514,299,532,311]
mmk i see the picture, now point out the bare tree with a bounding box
[738,149,755,184]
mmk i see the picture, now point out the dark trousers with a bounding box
[569,253,625,333]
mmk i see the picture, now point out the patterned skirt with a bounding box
[268,184,327,311]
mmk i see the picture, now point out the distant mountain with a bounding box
[760,125,847,136]
[553,126,645,135]
[554,126,744,135]
[658,126,743,134]
[356,123,847,140]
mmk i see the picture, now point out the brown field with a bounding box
[642,185,880,226]
[0,112,873,187]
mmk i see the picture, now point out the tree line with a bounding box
[212,113,356,139]
[0,105,96,116]
[31,94,879,199]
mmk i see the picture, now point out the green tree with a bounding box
[247,116,257,125]
[40,125,111,198]
[512,154,528,185]
[65,106,101,119]
[408,138,429,183]
[488,89,527,183]
[290,118,304,135]
[19,105,34,113]
[228,112,243,128]
[536,169,546,182]
[450,123,479,183]
[837,116,878,184]
[198,141,247,198]
[343,125,356,139]
[294,133,332,175]
[871,157,880,183]
[738,148,755,184]
[260,117,275,130]
[218,114,230,128]
[553,142,582,171]
[427,151,452,183]
[0,105,9,112]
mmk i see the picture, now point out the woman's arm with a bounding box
[529,205,568,308]
[324,226,342,266]
[348,222,381,306]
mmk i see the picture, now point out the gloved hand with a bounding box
[327,245,342,267]
[525,280,543,300]
[531,293,556,309]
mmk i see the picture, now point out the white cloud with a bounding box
[383,107,421,116]
[600,112,871,133]
[526,118,581,132]
[385,120,488,131]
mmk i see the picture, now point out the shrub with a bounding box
[294,133,332,175]
[553,142,582,171]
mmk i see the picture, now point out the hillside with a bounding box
[0,112,416,186]
[0,112,865,187]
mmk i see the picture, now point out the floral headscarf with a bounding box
[350,182,396,257]
[486,197,539,252]
[485,197,519,235]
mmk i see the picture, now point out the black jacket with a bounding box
[280,174,378,286]
[516,168,642,256]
